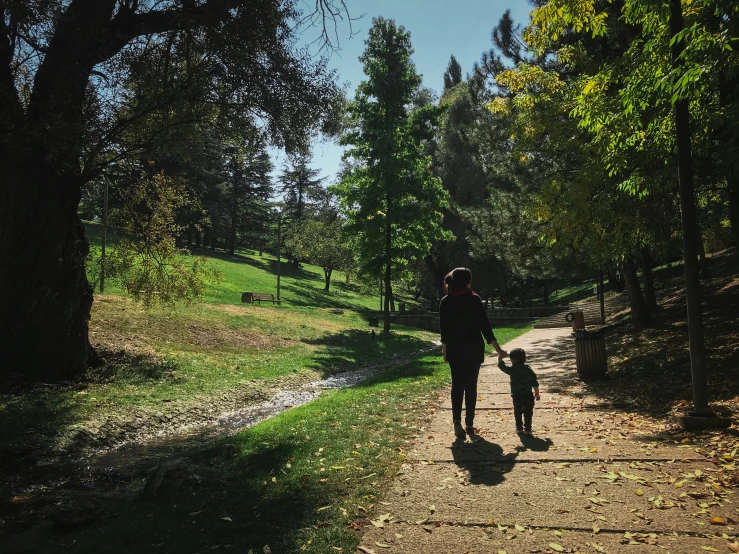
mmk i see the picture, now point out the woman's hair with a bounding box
[445,267,472,292]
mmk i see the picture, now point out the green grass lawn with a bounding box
[47,323,532,554]
[85,221,390,311]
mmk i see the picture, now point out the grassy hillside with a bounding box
[84,222,386,311]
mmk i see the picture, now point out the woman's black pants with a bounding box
[448,351,481,427]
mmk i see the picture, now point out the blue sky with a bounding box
[271,0,532,184]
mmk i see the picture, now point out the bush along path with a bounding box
[359,328,739,554]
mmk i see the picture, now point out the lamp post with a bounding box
[100,174,110,293]
[276,210,282,301]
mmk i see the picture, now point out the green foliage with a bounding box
[333,18,452,320]
[284,214,355,291]
[105,173,221,306]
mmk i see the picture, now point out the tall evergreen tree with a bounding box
[443,55,463,91]
[278,156,325,222]
[334,18,451,332]
[224,145,274,256]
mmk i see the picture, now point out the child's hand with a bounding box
[497,353,505,363]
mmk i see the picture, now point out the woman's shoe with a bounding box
[454,421,466,439]
[466,426,482,443]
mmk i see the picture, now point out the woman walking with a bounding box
[440,268,507,441]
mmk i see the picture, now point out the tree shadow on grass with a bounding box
[6,439,360,554]
[303,329,435,377]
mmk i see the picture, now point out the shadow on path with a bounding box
[450,437,518,486]
[515,434,553,453]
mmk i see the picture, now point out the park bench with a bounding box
[241,292,281,305]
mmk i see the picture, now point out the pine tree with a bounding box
[443,55,463,91]
[278,156,325,222]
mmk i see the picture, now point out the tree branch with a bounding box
[96,0,248,63]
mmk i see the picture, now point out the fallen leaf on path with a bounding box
[728,542,739,553]
[374,543,391,549]
[222,517,233,523]
[515,524,525,532]
[356,547,375,554]
[699,547,719,552]
[710,517,727,525]
[549,543,564,552]
[429,505,435,513]
[317,506,331,512]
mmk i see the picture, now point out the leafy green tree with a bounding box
[285,213,353,292]
[106,172,221,307]
[333,17,451,332]
[0,1,346,378]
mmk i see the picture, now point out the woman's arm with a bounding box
[476,296,507,356]
[442,343,448,363]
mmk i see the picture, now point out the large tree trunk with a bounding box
[622,256,652,328]
[670,0,709,411]
[0,166,95,378]
[324,267,332,292]
[640,246,659,312]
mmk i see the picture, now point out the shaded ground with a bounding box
[359,325,739,553]
[562,250,739,417]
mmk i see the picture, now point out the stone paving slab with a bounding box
[360,522,732,554]
[358,328,735,554]
[374,459,735,533]
[407,429,702,463]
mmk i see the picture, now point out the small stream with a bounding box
[88,344,440,481]
[0,344,440,548]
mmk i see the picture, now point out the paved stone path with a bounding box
[359,329,736,553]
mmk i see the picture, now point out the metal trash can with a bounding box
[241,292,253,304]
[368,316,379,328]
[572,329,607,381]
[566,309,585,330]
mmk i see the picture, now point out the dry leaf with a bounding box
[699,548,719,552]
[357,548,376,554]
[369,520,384,528]
[374,543,391,549]
[515,524,525,532]
[549,543,564,552]
[222,517,233,523]
[710,517,727,525]
[728,542,739,553]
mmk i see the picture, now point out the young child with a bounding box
[497,348,540,435]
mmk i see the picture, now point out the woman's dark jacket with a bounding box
[439,291,496,365]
